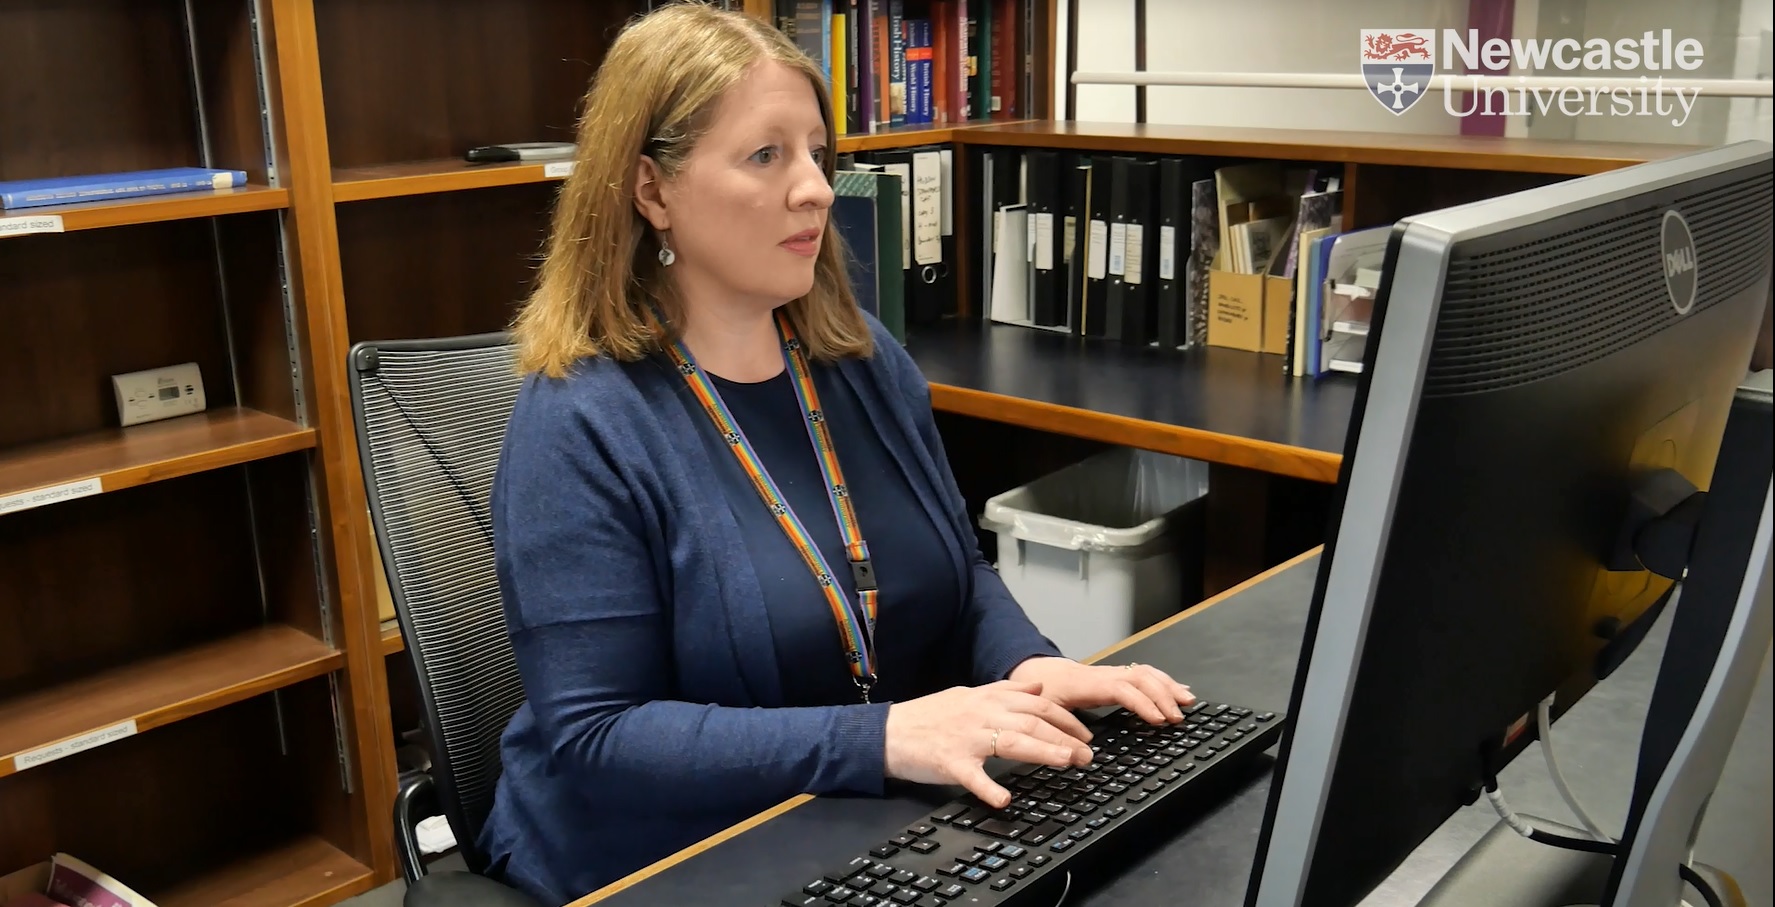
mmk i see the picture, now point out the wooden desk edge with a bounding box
[566,546,1325,906]
[928,383,1345,484]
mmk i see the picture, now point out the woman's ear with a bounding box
[633,156,671,231]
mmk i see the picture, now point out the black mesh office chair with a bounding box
[347,334,543,907]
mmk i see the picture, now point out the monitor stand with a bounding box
[1417,374,1772,907]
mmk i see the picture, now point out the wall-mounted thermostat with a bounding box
[113,362,206,427]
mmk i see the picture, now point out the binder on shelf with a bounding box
[1023,149,1067,327]
[1076,157,1111,338]
[1103,156,1158,344]
[833,168,906,341]
[0,167,250,210]
[1154,159,1188,348]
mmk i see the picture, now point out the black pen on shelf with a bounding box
[463,142,577,164]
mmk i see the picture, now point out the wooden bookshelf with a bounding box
[0,409,315,512]
[0,625,340,782]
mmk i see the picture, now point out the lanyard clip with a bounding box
[849,557,877,593]
[854,673,877,704]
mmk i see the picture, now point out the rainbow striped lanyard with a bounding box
[664,309,880,703]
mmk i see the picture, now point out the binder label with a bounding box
[1033,213,1054,271]
[1124,224,1144,285]
[1108,223,1127,276]
[1087,220,1108,280]
[543,161,575,179]
[1063,216,1077,264]
[0,214,64,238]
[1159,225,1177,281]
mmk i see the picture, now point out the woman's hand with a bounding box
[1007,656,1197,724]
[884,679,1095,809]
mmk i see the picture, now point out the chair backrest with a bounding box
[346,333,526,874]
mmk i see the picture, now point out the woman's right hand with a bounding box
[883,679,1095,809]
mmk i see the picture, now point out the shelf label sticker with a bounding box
[0,214,64,238]
[0,477,104,516]
[543,161,574,179]
[14,720,139,772]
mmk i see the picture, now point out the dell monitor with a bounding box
[1245,140,1774,907]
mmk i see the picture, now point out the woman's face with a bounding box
[636,59,835,314]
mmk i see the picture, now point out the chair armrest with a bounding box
[394,771,443,885]
[403,871,548,907]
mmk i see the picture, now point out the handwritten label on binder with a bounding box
[1108,223,1127,276]
[0,477,102,516]
[1159,225,1177,281]
[1124,224,1145,285]
[1087,220,1108,280]
[912,152,942,267]
[1033,213,1054,271]
[14,720,138,772]
[543,161,574,179]
[0,214,64,238]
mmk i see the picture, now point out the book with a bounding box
[0,168,249,210]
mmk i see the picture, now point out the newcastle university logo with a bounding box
[1361,29,1436,114]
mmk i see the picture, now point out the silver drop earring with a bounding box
[658,244,675,266]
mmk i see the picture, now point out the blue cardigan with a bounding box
[478,313,1062,904]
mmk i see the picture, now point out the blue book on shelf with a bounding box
[0,167,250,210]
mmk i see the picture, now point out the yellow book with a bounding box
[830,13,848,135]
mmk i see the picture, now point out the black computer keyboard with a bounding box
[777,699,1286,906]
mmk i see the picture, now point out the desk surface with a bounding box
[571,548,1772,907]
[906,320,1357,484]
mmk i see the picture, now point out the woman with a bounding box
[480,5,1197,903]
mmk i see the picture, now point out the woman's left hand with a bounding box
[1006,656,1197,725]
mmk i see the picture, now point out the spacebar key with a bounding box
[973,816,1033,840]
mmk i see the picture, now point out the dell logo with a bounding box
[1661,209,1698,315]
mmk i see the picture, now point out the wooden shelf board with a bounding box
[328,120,1041,202]
[954,121,1695,174]
[0,186,289,232]
[380,619,404,656]
[0,625,343,781]
[332,158,567,203]
[0,408,315,516]
[152,835,375,907]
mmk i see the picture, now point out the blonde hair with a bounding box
[512,2,873,378]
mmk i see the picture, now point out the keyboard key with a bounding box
[979,855,1009,871]
[1088,817,1109,829]
[824,887,855,902]
[936,864,965,877]
[908,840,938,854]
[852,895,882,906]
[974,841,1001,854]
[828,858,872,883]
[889,891,920,905]
[916,897,947,907]
[960,867,990,884]
[998,845,1027,859]
[1029,855,1051,867]
[780,895,822,906]
[908,824,936,837]
[1011,866,1033,878]
[890,870,918,885]
[803,880,834,896]
[1105,806,1127,818]
[973,817,1032,840]
[870,845,899,858]
[1022,822,1065,845]
[890,834,915,847]
[1050,839,1075,853]
[911,877,939,891]
[937,883,966,899]
[1257,712,1277,721]
[991,878,1017,891]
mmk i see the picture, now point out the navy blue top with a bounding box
[478,312,1062,905]
[704,367,966,706]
